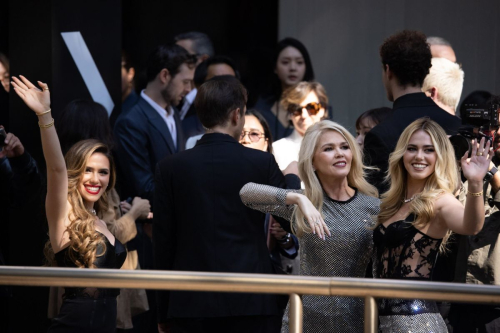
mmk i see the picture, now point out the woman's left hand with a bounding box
[461,137,494,182]
[11,75,50,114]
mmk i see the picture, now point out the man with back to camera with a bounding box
[364,30,461,194]
[422,57,464,116]
[174,31,214,120]
[153,76,299,333]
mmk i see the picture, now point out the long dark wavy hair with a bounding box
[44,140,116,268]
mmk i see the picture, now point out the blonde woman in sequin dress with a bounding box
[240,120,380,332]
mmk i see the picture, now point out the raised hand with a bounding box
[461,137,494,182]
[11,75,50,114]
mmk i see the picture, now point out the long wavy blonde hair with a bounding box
[376,118,459,233]
[293,120,378,236]
[45,139,116,268]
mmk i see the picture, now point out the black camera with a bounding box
[0,127,6,147]
[462,104,499,128]
[449,103,500,160]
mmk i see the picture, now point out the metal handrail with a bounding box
[1,266,500,333]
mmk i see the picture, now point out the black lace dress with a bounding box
[48,235,127,333]
[373,214,448,332]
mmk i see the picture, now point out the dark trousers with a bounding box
[170,315,282,333]
[449,303,500,333]
[48,297,117,333]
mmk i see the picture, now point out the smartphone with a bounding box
[0,127,6,147]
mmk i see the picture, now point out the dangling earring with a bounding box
[312,165,316,172]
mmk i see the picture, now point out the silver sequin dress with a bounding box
[240,183,380,333]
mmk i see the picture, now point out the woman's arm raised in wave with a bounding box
[437,137,493,235]
[12,76,69,251]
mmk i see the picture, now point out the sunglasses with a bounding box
[287,102,323,117]
[240,130,266,143]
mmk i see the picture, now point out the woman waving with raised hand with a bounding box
[12,75,126,332]
[373,118,492,332]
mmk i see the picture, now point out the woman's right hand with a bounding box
[11,75,50,114]
[295,194,331,239]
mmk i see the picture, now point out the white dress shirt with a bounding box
[141,90,177,148]
[272,130,303,170]
[179,88,197,120]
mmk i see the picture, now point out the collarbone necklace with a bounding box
[402,195,416,204]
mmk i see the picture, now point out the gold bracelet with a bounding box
[39,118,55,129]
[467,190,483,197]
[36,108,51,116]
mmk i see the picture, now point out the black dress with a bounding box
[48,235,127,333]
[373,214,448,332]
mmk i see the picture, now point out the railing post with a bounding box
[289,293,303,333]
[364,296,378,333]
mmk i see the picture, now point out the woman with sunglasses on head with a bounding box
[11,75,126,333]
[374,118,491,332]
[273,82,328,171]
[240,120,380,332]
[254,38,315,141]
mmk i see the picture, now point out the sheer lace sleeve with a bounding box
[239,182,302,221]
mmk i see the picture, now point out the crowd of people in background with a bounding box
[1,27,500,333]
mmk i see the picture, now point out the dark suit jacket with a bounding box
[114,96,185,203]
[153,133,292,321]
[364,92,461,194]
[181,104,205,143]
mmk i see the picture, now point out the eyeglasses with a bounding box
[240,130,266,143]
[287,102,323,117]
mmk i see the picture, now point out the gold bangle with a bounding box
[39,118,55,129]
[467,190,483,197]
[36,108,51,116]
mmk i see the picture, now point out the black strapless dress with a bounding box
[373,214,448,332]
[48,235,127,333]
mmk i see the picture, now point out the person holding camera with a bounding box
[0,126,41,207]
[0,126,41,318]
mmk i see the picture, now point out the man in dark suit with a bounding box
[154,77,296,333]
[364,30,461,193]
[114,45,196,332]
[114,44,196,203]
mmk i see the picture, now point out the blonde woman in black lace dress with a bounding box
[240,120,379,332]
[373,118,491,332]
